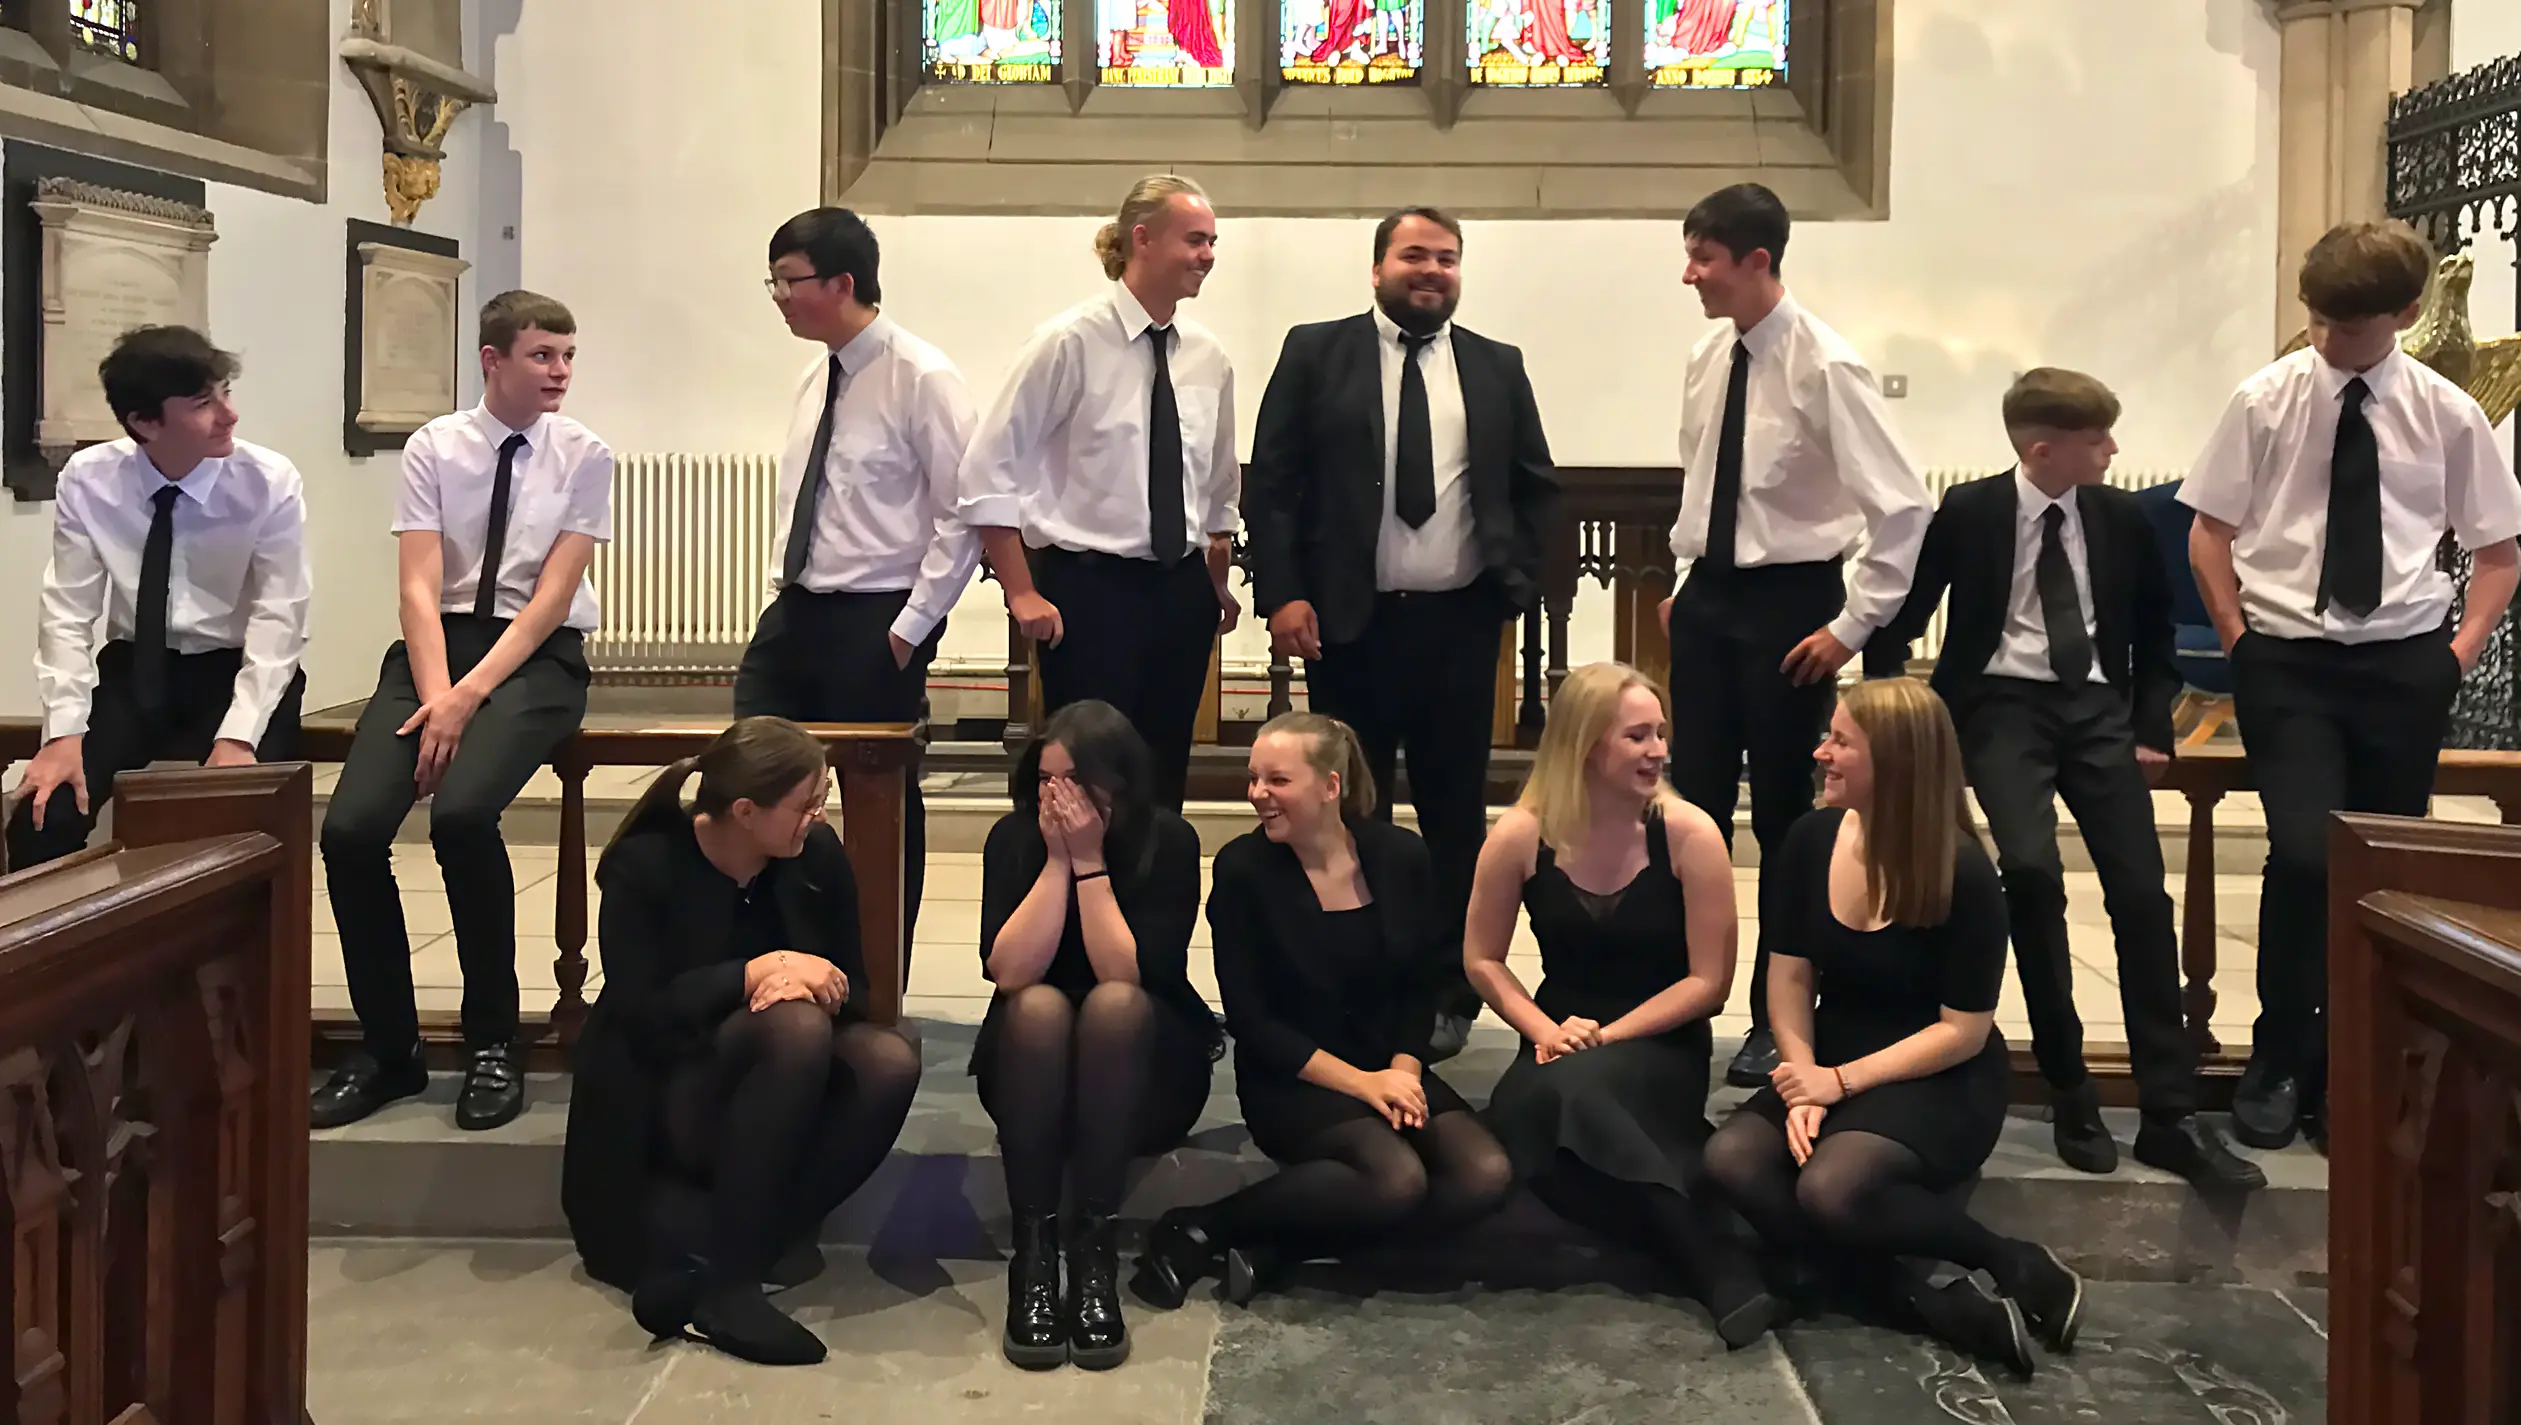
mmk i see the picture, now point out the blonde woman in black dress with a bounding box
[1704,677,2080,1379]
[1134,712,1512,1306]
[1465,661,1777,1346]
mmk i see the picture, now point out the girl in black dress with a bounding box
[974,700,1221,1371]
[563,717,921,1367]
[1133,713,1513,1306]
[1465,662,1777,1346]
[1704,677,2081,1379]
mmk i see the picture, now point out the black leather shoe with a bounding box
[1992,1243,2083,1353]
[764,1238,827,1292]
[309,1049,427,1130]
[1003,1213,1066,1370]
[690,1281,827,1366]
[1222,1245,1281,1307]
[1130,1211,1220,1310]
[1427,1012,1474,1064]
[2050,1080,2117,1174]
[631,1256,708,1342]
[2133,1116,2266,1192]
[454,1046,524,1131]
[2228,1057,2300,1151]
[1914,1275,2036,1380]
[1726,1029,1781,1089]
[1067,1213,1130,1370]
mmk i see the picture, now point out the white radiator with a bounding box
[588,453,781,675]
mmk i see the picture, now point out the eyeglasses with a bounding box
[763,273,829,298]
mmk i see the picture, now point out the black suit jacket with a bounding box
[563,817,865,1289]
[1205,817,1444,1082]
[1245,313,1561,646]
[1868,471,2181,752]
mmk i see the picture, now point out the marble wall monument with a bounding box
[29,178,216,467]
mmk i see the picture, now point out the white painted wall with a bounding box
[0,0,489,722]
[497,0,2283,670]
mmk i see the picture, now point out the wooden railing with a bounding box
[0,763,315,1424]
[0,721,916,1058]
[2328,813,2521,1423]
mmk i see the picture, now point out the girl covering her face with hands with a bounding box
[1462,662,1778,1349]
[563,717,921,1370]
[1702,678,2081,1382]
[1132,713,1513,1311]
[970,700,1222,1372]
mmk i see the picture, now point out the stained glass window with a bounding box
[1466,0,1603,86]
[1099,0,1233,86]
[923,0,1059,82]
[1281,0,1421,85]
[1645,0,1784,88]
[69,0,139,62]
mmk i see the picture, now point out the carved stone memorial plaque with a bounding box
[352,239,467,440]
[30,178,216,464]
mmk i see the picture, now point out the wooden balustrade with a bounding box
[0,721,915,1061]
[0,763,315,1425]
[2328,813,2521,1423]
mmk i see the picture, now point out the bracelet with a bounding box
[1834,1066,1851,1099]
[1072,867,1110,883]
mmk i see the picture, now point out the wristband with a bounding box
[1073,867,1110,883]
[1834,1066,1851,1099]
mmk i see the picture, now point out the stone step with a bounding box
[310,1020,2326,1285]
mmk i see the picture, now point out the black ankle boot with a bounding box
[1067,1213,1130,1370]
[1130,1209,1221,1309]
[1003,1213,1067,1370]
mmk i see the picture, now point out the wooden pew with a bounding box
[0,764,316,1423]
[0,719,917,1062]
[2326,814,2521,1422]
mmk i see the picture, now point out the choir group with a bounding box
[9,172,2515,1377]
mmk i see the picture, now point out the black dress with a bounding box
[968,807,1222,1148]
[1481,810,1715,1196]
[1206,819,1470,1160]
[1739,807,2011,1188]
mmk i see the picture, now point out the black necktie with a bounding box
[475,432,527,620]
[782,354,845,587]
[1706,340,1750,569]
[2036,504,2092,688]
[1146,327,1187,565]
[2318,376,2383,619]
[132,482,179,716]
[1395,332,1438,528]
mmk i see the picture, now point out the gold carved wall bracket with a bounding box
[339,0,496,226]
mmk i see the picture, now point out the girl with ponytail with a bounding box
[1133,712,1512,1308]
[563,717,921,1368]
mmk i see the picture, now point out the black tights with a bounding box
[1702,1114,2028,1316]
[1531,1153,1767,1315]
[1192,1111,1512,1258]
[989,981,1173,1217]
[662,1001,922,1281]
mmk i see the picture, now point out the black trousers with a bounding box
[1033,549,1218,811]
[1953,677,2192,1120]
[1667,560,1843,1031]
[734,585,937,961]
[2229,627,2458,1085]
[322,616,591,1062]
[6,642,306,870]
[1308,586,1506,1020]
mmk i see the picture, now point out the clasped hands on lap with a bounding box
[745,949,850,1013]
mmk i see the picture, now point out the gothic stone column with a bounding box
[2270,0,2425,346]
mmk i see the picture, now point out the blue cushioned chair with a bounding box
[2136,480,2235,743]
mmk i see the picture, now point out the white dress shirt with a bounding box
[393,405,615,633]
[770,315,982,645]
[36,438,312,745]
[1372,306,1479,593]
[958,282,1239,559]
[1667,292,1931,649]
[1986,470,2106,685]
[2180,346,2521,643]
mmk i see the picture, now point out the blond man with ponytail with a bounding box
[562,717,921,1369]
[1462,662,1781,1348]
[1135,712,1511,1309]
[957,173,1242,810]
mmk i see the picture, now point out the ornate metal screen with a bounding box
[2388,55,2521,748]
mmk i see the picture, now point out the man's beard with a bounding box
[1376,282,1457,336]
